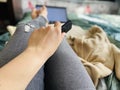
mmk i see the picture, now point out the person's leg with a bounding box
[44,38,96,90]
[26,67,44,90]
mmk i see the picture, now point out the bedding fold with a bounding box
[66,25,120,87]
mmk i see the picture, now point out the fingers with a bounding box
[54,21,62,34]
[54,21,61,29]
[37,20,64,39]
[54,21,59,26]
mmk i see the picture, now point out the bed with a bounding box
[0,1,120,89]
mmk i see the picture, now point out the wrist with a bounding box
[25,47,49,63]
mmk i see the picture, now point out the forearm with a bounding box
[0,48,48,90]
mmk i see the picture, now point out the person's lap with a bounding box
[0,22,95,90]
[44,38,95,90]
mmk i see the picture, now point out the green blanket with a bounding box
[68,14,120,48]
[0,33,10,51]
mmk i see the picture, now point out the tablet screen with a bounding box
[36,5,68,23]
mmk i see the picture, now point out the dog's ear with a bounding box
[7,25,17,36]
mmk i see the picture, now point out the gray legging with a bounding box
[0,16,95,90]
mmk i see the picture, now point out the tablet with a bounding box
[36,5,68,23]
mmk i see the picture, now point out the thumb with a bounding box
[61,32,66,40]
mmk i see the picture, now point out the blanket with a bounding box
[66,25,120,87]
[0,33,10,51]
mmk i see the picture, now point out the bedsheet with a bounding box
[0,33,10,51]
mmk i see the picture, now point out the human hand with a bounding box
[27,22,65,59]
[31,5,48,20]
